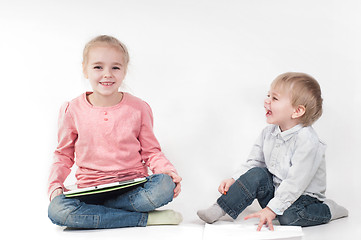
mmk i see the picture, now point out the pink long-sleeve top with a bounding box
[47,92,177,199]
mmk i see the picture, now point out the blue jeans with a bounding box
[217,167,331,227]
[48,174,175,229]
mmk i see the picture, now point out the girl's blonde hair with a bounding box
[82,35,129,69]
[271,72,323,126]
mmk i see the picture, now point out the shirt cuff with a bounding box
[267,197,291,215]
[48,184,64,201]
[155,168,178,175]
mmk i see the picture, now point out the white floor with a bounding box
[44,212,355,240]
[19,200,357,240]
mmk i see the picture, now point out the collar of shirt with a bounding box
[271,124,303,142]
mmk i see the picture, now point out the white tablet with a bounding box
[64,177,147,197]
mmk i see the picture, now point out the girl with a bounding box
[48,35,182,229]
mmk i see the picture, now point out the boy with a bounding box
[197,72,348,231]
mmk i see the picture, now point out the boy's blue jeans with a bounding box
[48,174,175,229]
[217,167,331,227]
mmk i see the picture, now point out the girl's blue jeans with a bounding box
[217,167,331,227]
[48,174,175,229]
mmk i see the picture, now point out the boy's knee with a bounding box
[241,167,271,184]
[247,167,268,177]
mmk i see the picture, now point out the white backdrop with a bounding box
[1,0,360,236]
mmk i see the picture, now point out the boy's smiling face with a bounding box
[264,88,300,131]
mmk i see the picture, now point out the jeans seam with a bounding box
[138,213,148,227]
[230,180,254,218]
[217,198,238,220]
[64,201,101,228]
[67,214,100,228]
[298,210,330,224]
[143,176,158,208]
[237,180,254,200]
[280,197,332,226]
[129,188,156,212]
[144,190,157,208]
[61,202,83,226]
[261,168,273,192]
[129,193,141,211]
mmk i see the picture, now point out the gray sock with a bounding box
[197,203,226,223]
[324,199,348,220]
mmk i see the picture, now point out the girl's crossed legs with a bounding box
[48,174,179,229]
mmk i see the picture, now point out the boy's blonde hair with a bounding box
[271,72,323,126]
[82,35,129,70]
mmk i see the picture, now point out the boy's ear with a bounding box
[292,105,306,119]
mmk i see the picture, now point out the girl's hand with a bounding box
[50,188,63,201]
[244,207,277,231]
[163,171,182,198]
[218,178,235,195]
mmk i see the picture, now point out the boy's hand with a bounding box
[163,171,182,198]
[244,207,277,231]
[218,178,235,195]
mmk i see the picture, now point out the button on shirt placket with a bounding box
[104,111,108,121]
[270,136,283,171]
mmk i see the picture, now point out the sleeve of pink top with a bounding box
[47,102,77,200]
[138,102,177,175]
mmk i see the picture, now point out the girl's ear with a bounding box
[82,63,88,79]
[292,105,306,119]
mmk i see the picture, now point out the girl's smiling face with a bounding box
[264,88,299,131]
[83,45,126,101]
